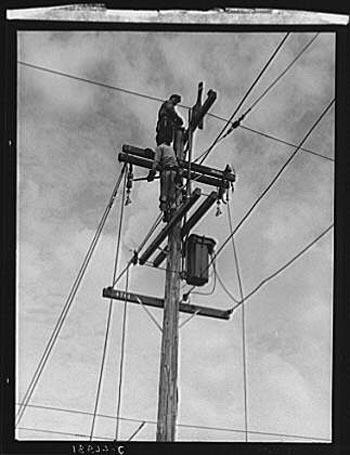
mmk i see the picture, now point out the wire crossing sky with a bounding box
[17,30,334,442]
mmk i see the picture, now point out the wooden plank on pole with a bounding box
[153,191,218,268]
[102,287,231,320]
[138,188,202,265]
[121,145,235,182]
[118,153,230,188]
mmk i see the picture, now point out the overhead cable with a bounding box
[111,212,163,288]
[16,403,331,441]
[227,203,249,442]
[242,33,320,117]
[128,421,146,441]
[211,98,334,266]
[195,33,323,163]
[229,223,334,312]
[135,295,163,332]
[212,258,240,304]
[18,61,166,104]
[185,98,335,300]
[90,167,128,440]
[15,164,127,427]
[197,32,290,165]
[240,124,334,162]
[19,57,333,164]
[115,266,130,440]
[17,426,114,441]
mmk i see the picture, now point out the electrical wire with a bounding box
[19,55,334,166]
[242,33,320,117]
[135,296,163,332]
[16,403,331,441]
[185,98,335,300]
[178,309,201,329]
[227,203,249,442]
[197,33,290,165]
[89,168,128,440]
[18,61,167,105]
[240,124,334,162]
[212,259,240,304]
[128,421,146,441]
[17,426,114,441]
[193,34,326,164]
[143,261,182,275]
[16,165,127,427]
[229,223,334,312]
[115,266,130,440]
[111,213,163,288]
[192,267,216,296]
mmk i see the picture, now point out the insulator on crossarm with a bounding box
[216,200,222,217]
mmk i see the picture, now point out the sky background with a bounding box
[16,30,334,442]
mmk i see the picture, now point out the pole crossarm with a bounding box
[153,191,218,268]
[187,89,217,134]
[138,188,202,265]
[122,144,235,182]
[102,288,232,321]
[119,153,234,190]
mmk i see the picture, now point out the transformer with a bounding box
[185,234,216,286]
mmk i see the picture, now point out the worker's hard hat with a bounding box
[170,94,181,103]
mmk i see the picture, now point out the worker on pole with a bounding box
[156,94,184,146]
[147,94,184,222]
[147,140,181,222]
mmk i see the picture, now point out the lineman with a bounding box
[147,139,181,222]
[156,94,184,146]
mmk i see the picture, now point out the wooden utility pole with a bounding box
[103,84,232,442]
[156,84,217,441]
[156,212,182,441]
[156,128,184,441]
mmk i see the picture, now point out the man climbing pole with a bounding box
[147,139,181,222]
[156,94,184,146]
[146,94,184,222]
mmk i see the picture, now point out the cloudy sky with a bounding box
[16,30,334,442]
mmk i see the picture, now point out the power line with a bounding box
[243,33,320,116]
[16,165,127,427]
[16,403,331,442]
[115,266,130,440]
[111,213,163,288]
[197,32,290,165]
[128,421,146,441]
[240,124,334,162]
[18,61,167,105]
[227,204,249,442]
[194,34,328,164]
[18,60,333,164]
[90,168,128,440]
[135,295,163,332]
[192,266,217,296]
[213,260,240,304]
[213,99,335,270]
[230,223,334,311]
[17,426,114,441]
[186,98,335,300]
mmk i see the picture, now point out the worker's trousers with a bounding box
[159,169,177,211]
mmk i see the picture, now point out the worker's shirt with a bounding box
[153,144,178,170]
[157,101,183,126]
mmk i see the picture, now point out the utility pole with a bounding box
[156,85,216,441]
[103,84,236,442]
[156,128,184,441]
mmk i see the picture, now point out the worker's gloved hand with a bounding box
[147,170,156,182]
